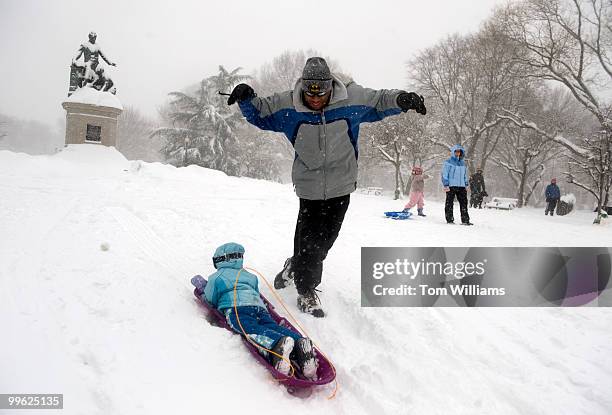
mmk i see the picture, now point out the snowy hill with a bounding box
[1,145,611,415]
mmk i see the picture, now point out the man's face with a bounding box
[89,35,97,43]
[454,150,462,158]
[303,90,332,111]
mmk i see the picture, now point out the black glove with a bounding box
[397,92,426,115]
[227,83,256,105]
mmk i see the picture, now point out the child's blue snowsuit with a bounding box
[204,242,301,352]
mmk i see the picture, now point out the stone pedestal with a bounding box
[62,88,123,147]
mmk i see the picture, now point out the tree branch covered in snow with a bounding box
[497,109,591,157]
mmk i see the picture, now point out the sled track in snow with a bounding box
[105,206,192,277]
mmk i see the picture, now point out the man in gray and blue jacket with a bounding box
[227,57,427,317]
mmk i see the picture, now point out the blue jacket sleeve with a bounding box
[464,167,469,187]
[203,273,220,307]
[441,162,451,187]
[238,93,293,134]
[347,83,403,123]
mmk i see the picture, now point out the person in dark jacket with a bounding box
[469,174,476,208]
[227,57,427,317]
[544,178,561,216]
[204,242,317,379]
[441,145,472,225]
[471,168,487,209]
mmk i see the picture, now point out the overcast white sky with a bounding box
[0,0,509,125]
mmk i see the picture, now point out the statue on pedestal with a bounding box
[68,31,118,96]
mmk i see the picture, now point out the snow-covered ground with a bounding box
[1,145,611,415]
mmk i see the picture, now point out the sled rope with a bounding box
[233,269,297,379]
[245,266,339,400]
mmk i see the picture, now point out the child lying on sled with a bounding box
[204,242,318,380]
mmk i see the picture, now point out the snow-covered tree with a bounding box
[407,23,523,171]
[566,129,612,222]
[495,0,612,221]
[491,87,584,206]
[363,113,439,199]
[492,127,561,207]
[153,66,247,174]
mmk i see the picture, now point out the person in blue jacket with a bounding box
[441,145,473,225]
[544,178,561,216]
[204,242,317,380]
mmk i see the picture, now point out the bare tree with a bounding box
[492,86,583,206]
[491,126,562,206]
[408,23,523,171]
[496,0,612,221]
[365,113,439,199]
[117,106,161,162]
[566,129,612,221]
[499,0,611,125]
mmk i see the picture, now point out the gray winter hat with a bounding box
[302,57,332,80]
[302,57,332,95]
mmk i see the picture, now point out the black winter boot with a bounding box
[417,208,426,217]
[274,257,294,289]
[297,290,325,318]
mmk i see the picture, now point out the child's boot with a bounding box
[294,338,318,380]
[270,336,295,376]
[418,208,426,217]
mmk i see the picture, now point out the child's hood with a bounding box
[213,242,245,270]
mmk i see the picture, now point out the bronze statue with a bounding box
[69,31,117,96]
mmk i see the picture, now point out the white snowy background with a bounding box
[1,145,611,414]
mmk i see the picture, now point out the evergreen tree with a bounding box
[153,66,249,175]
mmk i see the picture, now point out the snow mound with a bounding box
[561,193,577,204]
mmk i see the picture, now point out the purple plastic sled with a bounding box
[190,275,336,390]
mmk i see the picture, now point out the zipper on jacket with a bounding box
[321,110,327,200]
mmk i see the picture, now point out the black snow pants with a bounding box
[292,195,350,294]
[445,187,470,224]
[545,199,558,216]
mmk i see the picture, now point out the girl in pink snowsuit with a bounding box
[403,166,428,216]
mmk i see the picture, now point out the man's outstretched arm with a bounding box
[228,83,288,133]
[350,83,427,123]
